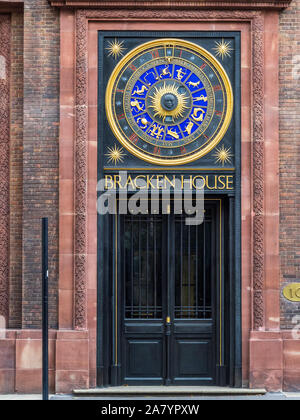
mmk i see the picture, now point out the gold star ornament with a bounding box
[213,39,233,60]
[105,145,126,165]
[213,145,233,167]
[106,39,126,60]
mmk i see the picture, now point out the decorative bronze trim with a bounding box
[51,0,292,10]
[74,9,265,331]
[0,14,10,327]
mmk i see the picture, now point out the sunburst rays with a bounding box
[148,82,189,122]
[213,145,233,166]
[105,145,126,165]
[213,39,233,60]
[106,39,126,60]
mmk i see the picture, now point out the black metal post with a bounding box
[42,218,49,400]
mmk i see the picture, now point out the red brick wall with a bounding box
[22,0,59,329]
[279,0,300,329]
[5,0,300,333]
[9,12,23,329]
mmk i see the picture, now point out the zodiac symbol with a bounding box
[149,124,165,139]
[159,65,172,79]
[176,68,186,81]
[194,95,208,102]
[131,99,145,113]
[137,117,149,129]
[132,85,148,96]
[185,121,194,135]
[167,128,180,140]
[144,71,159,86]
[192,108,205,122]
[187,80,201,88]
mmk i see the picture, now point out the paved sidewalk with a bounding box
[0,392,300,400]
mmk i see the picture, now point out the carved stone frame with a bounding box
[74,9,265,333]
[0,14,10,327]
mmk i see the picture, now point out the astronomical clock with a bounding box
[101,34,239,170]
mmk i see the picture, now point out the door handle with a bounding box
[165,316,171,336]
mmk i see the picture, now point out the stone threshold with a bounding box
[73,386,266,396]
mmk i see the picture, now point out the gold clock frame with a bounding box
[105,38,234,166]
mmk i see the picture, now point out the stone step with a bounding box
[73,386,266,396]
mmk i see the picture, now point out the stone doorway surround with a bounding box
[1,0,299,394]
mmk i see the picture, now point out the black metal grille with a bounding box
[123,214,163,319]
[122,211,212,320]
[174,213,212,319]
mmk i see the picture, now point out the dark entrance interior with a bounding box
[97,197,242,387]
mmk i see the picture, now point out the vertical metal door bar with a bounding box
[180,217,183,318]
[138,217,141,318]
[146,218,149,317]
[195,223,199,319]
[203,218,206,319]
[154,217,157,319]
[188,224,191,317]
[131,218,134,318]
[165,213,172,385]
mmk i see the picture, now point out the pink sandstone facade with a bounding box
[0,0,300,393]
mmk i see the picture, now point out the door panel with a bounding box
[125,338,164,379]
[174,339,212,377]
[171,206,216,384]
[121,214,166,384]
[120,201,219,385]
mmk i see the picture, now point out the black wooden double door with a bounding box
[117,201,221,385]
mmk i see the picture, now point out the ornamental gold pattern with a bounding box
[213,39,233,60]
[105,145,126,165]
[106,39,126,60]
[148,82,189,122]
[213,145,233,166]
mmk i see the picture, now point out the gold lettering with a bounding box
[192,176,205,190]
[218,175,226,190]
[114,175,122,189]
[181,175,185,189]
[155,175,163,189]
[105,175,113,190]
[226,175,234,190]
[134,175,147,189]
[283,283,300,302]
[124,176,135,189]
[206,175,217,190]
[147,175,156,189]
[164,175,176,189]
[105,174,235,191]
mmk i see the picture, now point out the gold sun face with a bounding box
[213,39,233,60]
[105,145,126,165]
[213,145,233,166]
[106,39,126,60]
[148,82,189,122]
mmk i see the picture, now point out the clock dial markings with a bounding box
[106,39,233,164]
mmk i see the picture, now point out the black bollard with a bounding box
[42,218,49,401]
